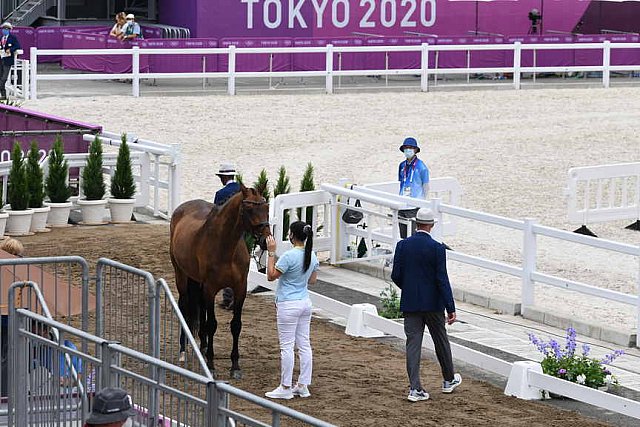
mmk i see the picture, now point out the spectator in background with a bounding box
[0,22,20,100]
[1,237,24,256]
[85,387,136,427]
[121,14,142,41]
[109,12,126,40]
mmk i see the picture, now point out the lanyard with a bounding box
[403,158,417,185]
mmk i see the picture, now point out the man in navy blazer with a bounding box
[0,22,20,100]
[391,208,462,402]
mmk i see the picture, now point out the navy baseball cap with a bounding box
[86,387,137,425]
[399,137,420,153]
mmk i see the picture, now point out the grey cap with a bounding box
[86,387,137,425]
[1,22,13,29]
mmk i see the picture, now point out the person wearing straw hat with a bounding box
[84,387,136,426]
[397,137,430,238]
[214,162,241,309]
[391,208,461,402]
[0,22,20,100]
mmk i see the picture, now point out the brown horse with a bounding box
[169,184,271,378]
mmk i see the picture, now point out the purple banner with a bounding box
[0,104,101,161]
[219,38,293,72]
[143,38,219,73]
[159,0,591,39]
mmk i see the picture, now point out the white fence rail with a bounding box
[0,132,180,219]
[24,41,640,98]
[5,50,29,100]
[247,268,640,419]
[565,162,640,226]
[268,182,640,337]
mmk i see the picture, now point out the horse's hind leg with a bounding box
[204,295,218,376]
[230,291,246,379]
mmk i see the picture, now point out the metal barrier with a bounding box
[0,256,90,399]
[7,281,336,427]
[565,162,640,227]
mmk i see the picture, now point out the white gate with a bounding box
[565,162,640,225]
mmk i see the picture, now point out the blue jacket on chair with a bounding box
[391,231,455,314]
[214,181,241,206]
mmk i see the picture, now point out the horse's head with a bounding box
[240,185,271,250]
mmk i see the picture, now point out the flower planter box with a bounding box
[108,198,135,223]
[30,205,51,233]
[77,199,109,225]
[5,208,34,236]
[45,201,73,227]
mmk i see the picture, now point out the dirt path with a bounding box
[19,224,611,427]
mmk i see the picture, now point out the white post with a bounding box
[22,60,29,100]
[228,45,236,95]
[420,43,429,92]
[268,53,273,89]
[385,52,389,87]
[603,41,611,89]
[170,143,181,215]
[636,247,640,337]
[132,46,140,97]
[325,44,334,94]
[330,194,339,264]
[29,47,37,100]
[431,198,443,242]
[513,42,522,90]
[522,218,537,311]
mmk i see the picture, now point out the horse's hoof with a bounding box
[178,352,186,363]
[230,369,243,380]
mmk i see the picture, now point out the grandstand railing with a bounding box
[268,183,640,338]
[7,281,335,427]
[24,41,640,98]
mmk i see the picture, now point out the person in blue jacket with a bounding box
[0,22,20,100]
[397,137,430,238]
[391,208,461,402]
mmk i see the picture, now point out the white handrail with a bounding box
[26,41,640,98]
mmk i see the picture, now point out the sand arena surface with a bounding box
[20,224,613,427]
[27,87,640,331]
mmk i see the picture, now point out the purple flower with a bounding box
[565,327,577,357]
[601,349,625,365]
[549,339,564,359]
[528,333,549,354]
[558,368,567,375]
[581,343,591,357]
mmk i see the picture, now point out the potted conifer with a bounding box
[273,166,291,241]
[108,134,136,223]
[77,135,107,225]
[45,135,73,227]
[297,162,315,224]
[5,143,34,236]
[26,141,50,233]
[0,186,8,239]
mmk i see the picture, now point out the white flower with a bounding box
[605,374,612,384]
[576,374,586,385]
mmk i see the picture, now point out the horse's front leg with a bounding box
[205,297,218,376]
[230,292,245,380]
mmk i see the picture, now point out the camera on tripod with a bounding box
[528,8,542,34]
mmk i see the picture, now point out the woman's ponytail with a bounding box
[303,224,313,272]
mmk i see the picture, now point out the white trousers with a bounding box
[276,298,313,387]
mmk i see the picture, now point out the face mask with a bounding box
[404,148,415,159]
[1,29,9,36]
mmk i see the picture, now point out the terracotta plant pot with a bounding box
[45,201,73,228]
[108,198,135,223]
[76,199,108,225]
[30,205,51,233]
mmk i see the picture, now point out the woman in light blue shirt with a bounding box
[264,221,319,400]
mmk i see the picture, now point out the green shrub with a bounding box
[82,136,106,200]
[26,141,45,209]
[45,135,71,203]
[379,285,402,319]
[8,143,29,210]
[253,169,270,202]
[110,134,136,199]
[273,166,291,241]
[297,162,315,224]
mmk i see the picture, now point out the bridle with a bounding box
[241,198,270,236]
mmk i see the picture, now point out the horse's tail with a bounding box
[180,278,202,338]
